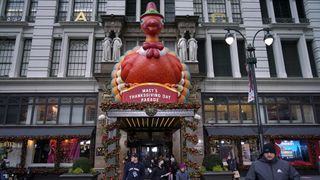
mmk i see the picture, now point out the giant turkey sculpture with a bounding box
[111,2,190,103]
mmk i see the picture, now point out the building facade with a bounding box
[0,0,320,178]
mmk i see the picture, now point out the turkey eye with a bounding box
[160,19,164,24]
[140,19,144,25]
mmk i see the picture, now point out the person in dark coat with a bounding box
[245,143,300,180]
[122,153,145,180]
[150,159,170,180]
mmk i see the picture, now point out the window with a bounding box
[202,95,254,124]
[193,0,203,22]
[275,140,312,165]
[197,39,206,74]
[97,0,108,19]
[208,138,260,167]
[296,0,307,22]
[266,45,277,77]
[50,40,62,77]
[141,0,160,15]
[273,0,293,23]
[61,138,91,163]
[28,0,38,22]
[237,40,246,77]
[125,0,136,22]
[281,41,302,77]
[57,0,69,22]
[73,0,93,21]
[164,0,175,22]
[33,139,55,163]
[212,40,232,77]
[67,40,88,77]
[0,142,22,167]
[163,40,176,53]
[4,0,24,21]
[20,39,32,77]
[0,39,15,77]
[0,96,29,124]
[231,0,242,23]
[94,39,103,73]
[259,0,270,24]
[262,96,314,124]
[28,95,97,125]
[207,0,227,22]
[306,41,318,77]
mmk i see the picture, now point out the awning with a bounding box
[0,126,95,138]
[205,125,320,136]
[263,126,320,136]
[205,126,258,136]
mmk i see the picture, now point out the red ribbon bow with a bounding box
[142,42,164,59]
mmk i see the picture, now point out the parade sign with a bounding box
[121,83,178,103]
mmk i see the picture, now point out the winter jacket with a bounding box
[176,170,189,180]
[245,157,300,180]
[122,161,145,180]
[150,166,168,180]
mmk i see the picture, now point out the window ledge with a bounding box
[58,21,99,27]
[270,22,310,30]
[28,163,54,167]
[0,21,28,27]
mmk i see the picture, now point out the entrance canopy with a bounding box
[119,117,181,130]
[106,109,195,131]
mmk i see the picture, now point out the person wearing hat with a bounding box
[245,143,300,180]
[122,153,145,180]
[176,163,189,180]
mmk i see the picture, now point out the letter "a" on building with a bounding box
[75,11,87,22]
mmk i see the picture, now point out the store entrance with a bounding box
[126,131,172,164]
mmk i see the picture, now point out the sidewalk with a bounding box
[240,175,320,180]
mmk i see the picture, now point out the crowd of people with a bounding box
[122,154,189,180]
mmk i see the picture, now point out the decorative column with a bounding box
[225,0,233,23]
[136,0,141,22]
[202,0,209,23]
[230,37,241,78]
[58,35,69,77]
[289,0,299,23]
[272,33,287,78]
[66,0,74,21]
[297,34,313,78]
[205,32,214,78]
[266,0,276,23]
[85,32,94,77]
[21,0,30,21]
[9,31,23,78]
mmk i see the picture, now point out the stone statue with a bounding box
[102,37,112,62]
[177,37,187,62]
[188,38,198,62]
[112,37,122,61]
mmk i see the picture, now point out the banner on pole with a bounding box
[246,64,255,103]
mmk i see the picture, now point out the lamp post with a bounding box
[224,28,273,153]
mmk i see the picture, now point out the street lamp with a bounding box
[224,28,273,153]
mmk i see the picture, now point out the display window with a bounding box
[0,141,22,167]
[275,140,313,166]
[61,138,91,163]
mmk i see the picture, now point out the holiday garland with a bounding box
[102,121,121,179]
[181,118,202,178]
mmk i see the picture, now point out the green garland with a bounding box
[181,118,201,178]
[102,121,121,179]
